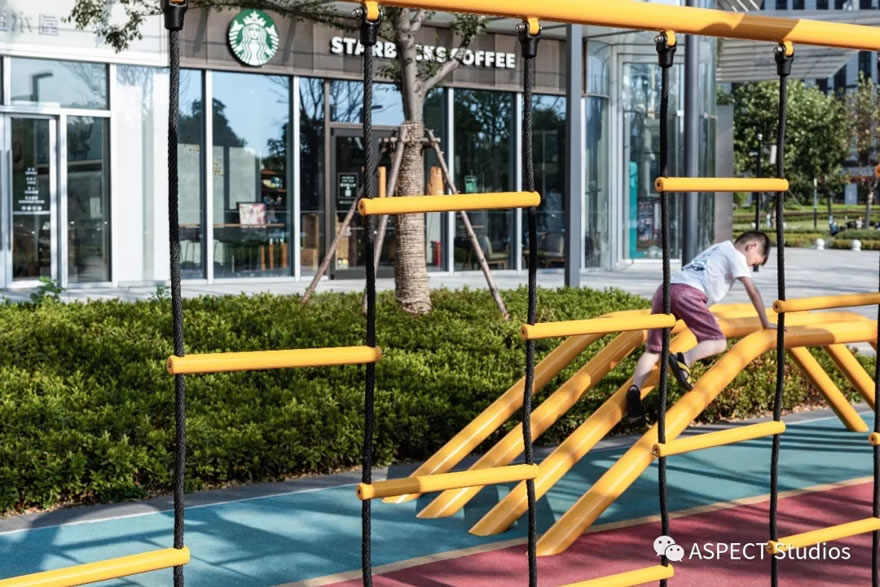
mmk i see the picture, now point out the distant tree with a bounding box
[844,74,880,226]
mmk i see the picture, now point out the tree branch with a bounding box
[410,9,428,34]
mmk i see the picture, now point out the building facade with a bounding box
[0,0,720,290]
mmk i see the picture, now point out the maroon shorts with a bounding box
[646,284,725,353]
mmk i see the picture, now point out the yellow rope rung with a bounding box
[870,432,880,446]
[561,564,674,587]
[167,346,383,375]
[654,177,788,193]
[520,314,675,340]
[0,547,190,587]
[767,518,880,554]
[358,192,540,216]
[653,421,784,457]
[773,292,880,313]
[356,464,538,500]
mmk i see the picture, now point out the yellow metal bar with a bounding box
[358,192,539,216]
[773,292,880,313]
[768,518,880,554]
[870,432,880,445]
[167,346,382,375]
[520,314,675,340]
[561,564,674,587]
[653,421,784,457]
[824,344,876,409]
[526,17,539,35]
[875,164,880,179]
[0,548,190,587]
[788,347,867,432]
[352,0,880,51]
[357,464,538,500]
[469,310,871,537]
[361,1,380,21]
[382,332,602,504]
[419,330,646,519]
[536,321,878,556]
[654,177,788,193]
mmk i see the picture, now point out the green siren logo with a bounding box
[228,10,279,67]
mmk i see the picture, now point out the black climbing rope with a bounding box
[769,42,792,587]
[518,20,541,587]
[358,6,380,586]
[655,33,676,585]
[162,2,189,586]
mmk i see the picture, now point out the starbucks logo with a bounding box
[228,10,279,67]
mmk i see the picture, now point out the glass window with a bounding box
[792,0,804,8]
[775,0,787,8]
[67,117,110,282]
[454,89,515,270]
[522,95,565,269]
[300,77,324,276]
[11,58,108,110]
[424,87,447,271]
[212,72,291,278]
[585,96,609,268]
[179,70,205,278]
[587,41,611,97]
[622,62,682,260]
[859,51,873,80]
[329,80,403,126]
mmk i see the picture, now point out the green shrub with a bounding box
[830,239,880,250]
[0,289,873,514]
[835,229,880,240]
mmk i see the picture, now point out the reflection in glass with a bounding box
[300,77,324,276]
[522,95,565,268]
[11,118,51,281]
[11,58,108,109]
[178,70,205,278]
[330,80,403,126]
[423,88,447,271]
[212,72,290,278]
[67,117,110,282]
[622,62,682,259]
[454,89,515,270]
[585,96,609,268]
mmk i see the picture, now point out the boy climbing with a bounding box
[626,231,777,427]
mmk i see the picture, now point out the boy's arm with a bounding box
[739,277,776,329]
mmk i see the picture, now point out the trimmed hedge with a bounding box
[0,289,873,515]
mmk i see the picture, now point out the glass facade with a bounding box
[11,58,108,110]
[212,72,290,278]
[585,41,611,268]
[178,70,205,279]
[299,77,324,276]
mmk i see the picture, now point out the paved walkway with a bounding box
[1,408,876,586]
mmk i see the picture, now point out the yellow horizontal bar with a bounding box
[875,164,880,179]
[0,547,190,587]
[654,177,788,193]
[356,464,538,500]
[561,564,674,587]
[167,346,382,375]
[520,314,676,340]
[773,293,880,313]
[870,432,880,446]
[653,421,785,457]
[768,518,880,554]
[358,192,540,216]
[359,0,880,51]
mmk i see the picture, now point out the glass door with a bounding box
[4,116,57,286]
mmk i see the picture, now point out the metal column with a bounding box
[682,0,700,265]
[565,24,583,287]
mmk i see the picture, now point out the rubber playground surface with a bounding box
[1,409,877,586]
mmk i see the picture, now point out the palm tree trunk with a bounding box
[394,120,432,314]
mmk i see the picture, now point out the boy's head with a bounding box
[734,231,771,267]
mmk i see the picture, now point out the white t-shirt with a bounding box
[671,241,752,305]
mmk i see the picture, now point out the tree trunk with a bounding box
[866,188,874,228]
[394,121,432,314]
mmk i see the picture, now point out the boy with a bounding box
[626,231,777,427]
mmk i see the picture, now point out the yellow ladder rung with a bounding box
[357,191,540,216]
[167,346,382,375]
[561,564,674,587]
[767,517,880,554]
[653,421,785,457]
[520,314,675,340]
[773,292,880,314]
[654,177,788,193]
[869,432,880,446]
[356,464,538,500]
[0,547,190,587]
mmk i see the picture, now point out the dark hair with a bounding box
[734,231,771,265]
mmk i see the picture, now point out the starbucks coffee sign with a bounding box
[228,10,279,67]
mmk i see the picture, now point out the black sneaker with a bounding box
[667,352,693,391]
[626,385,646,427]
